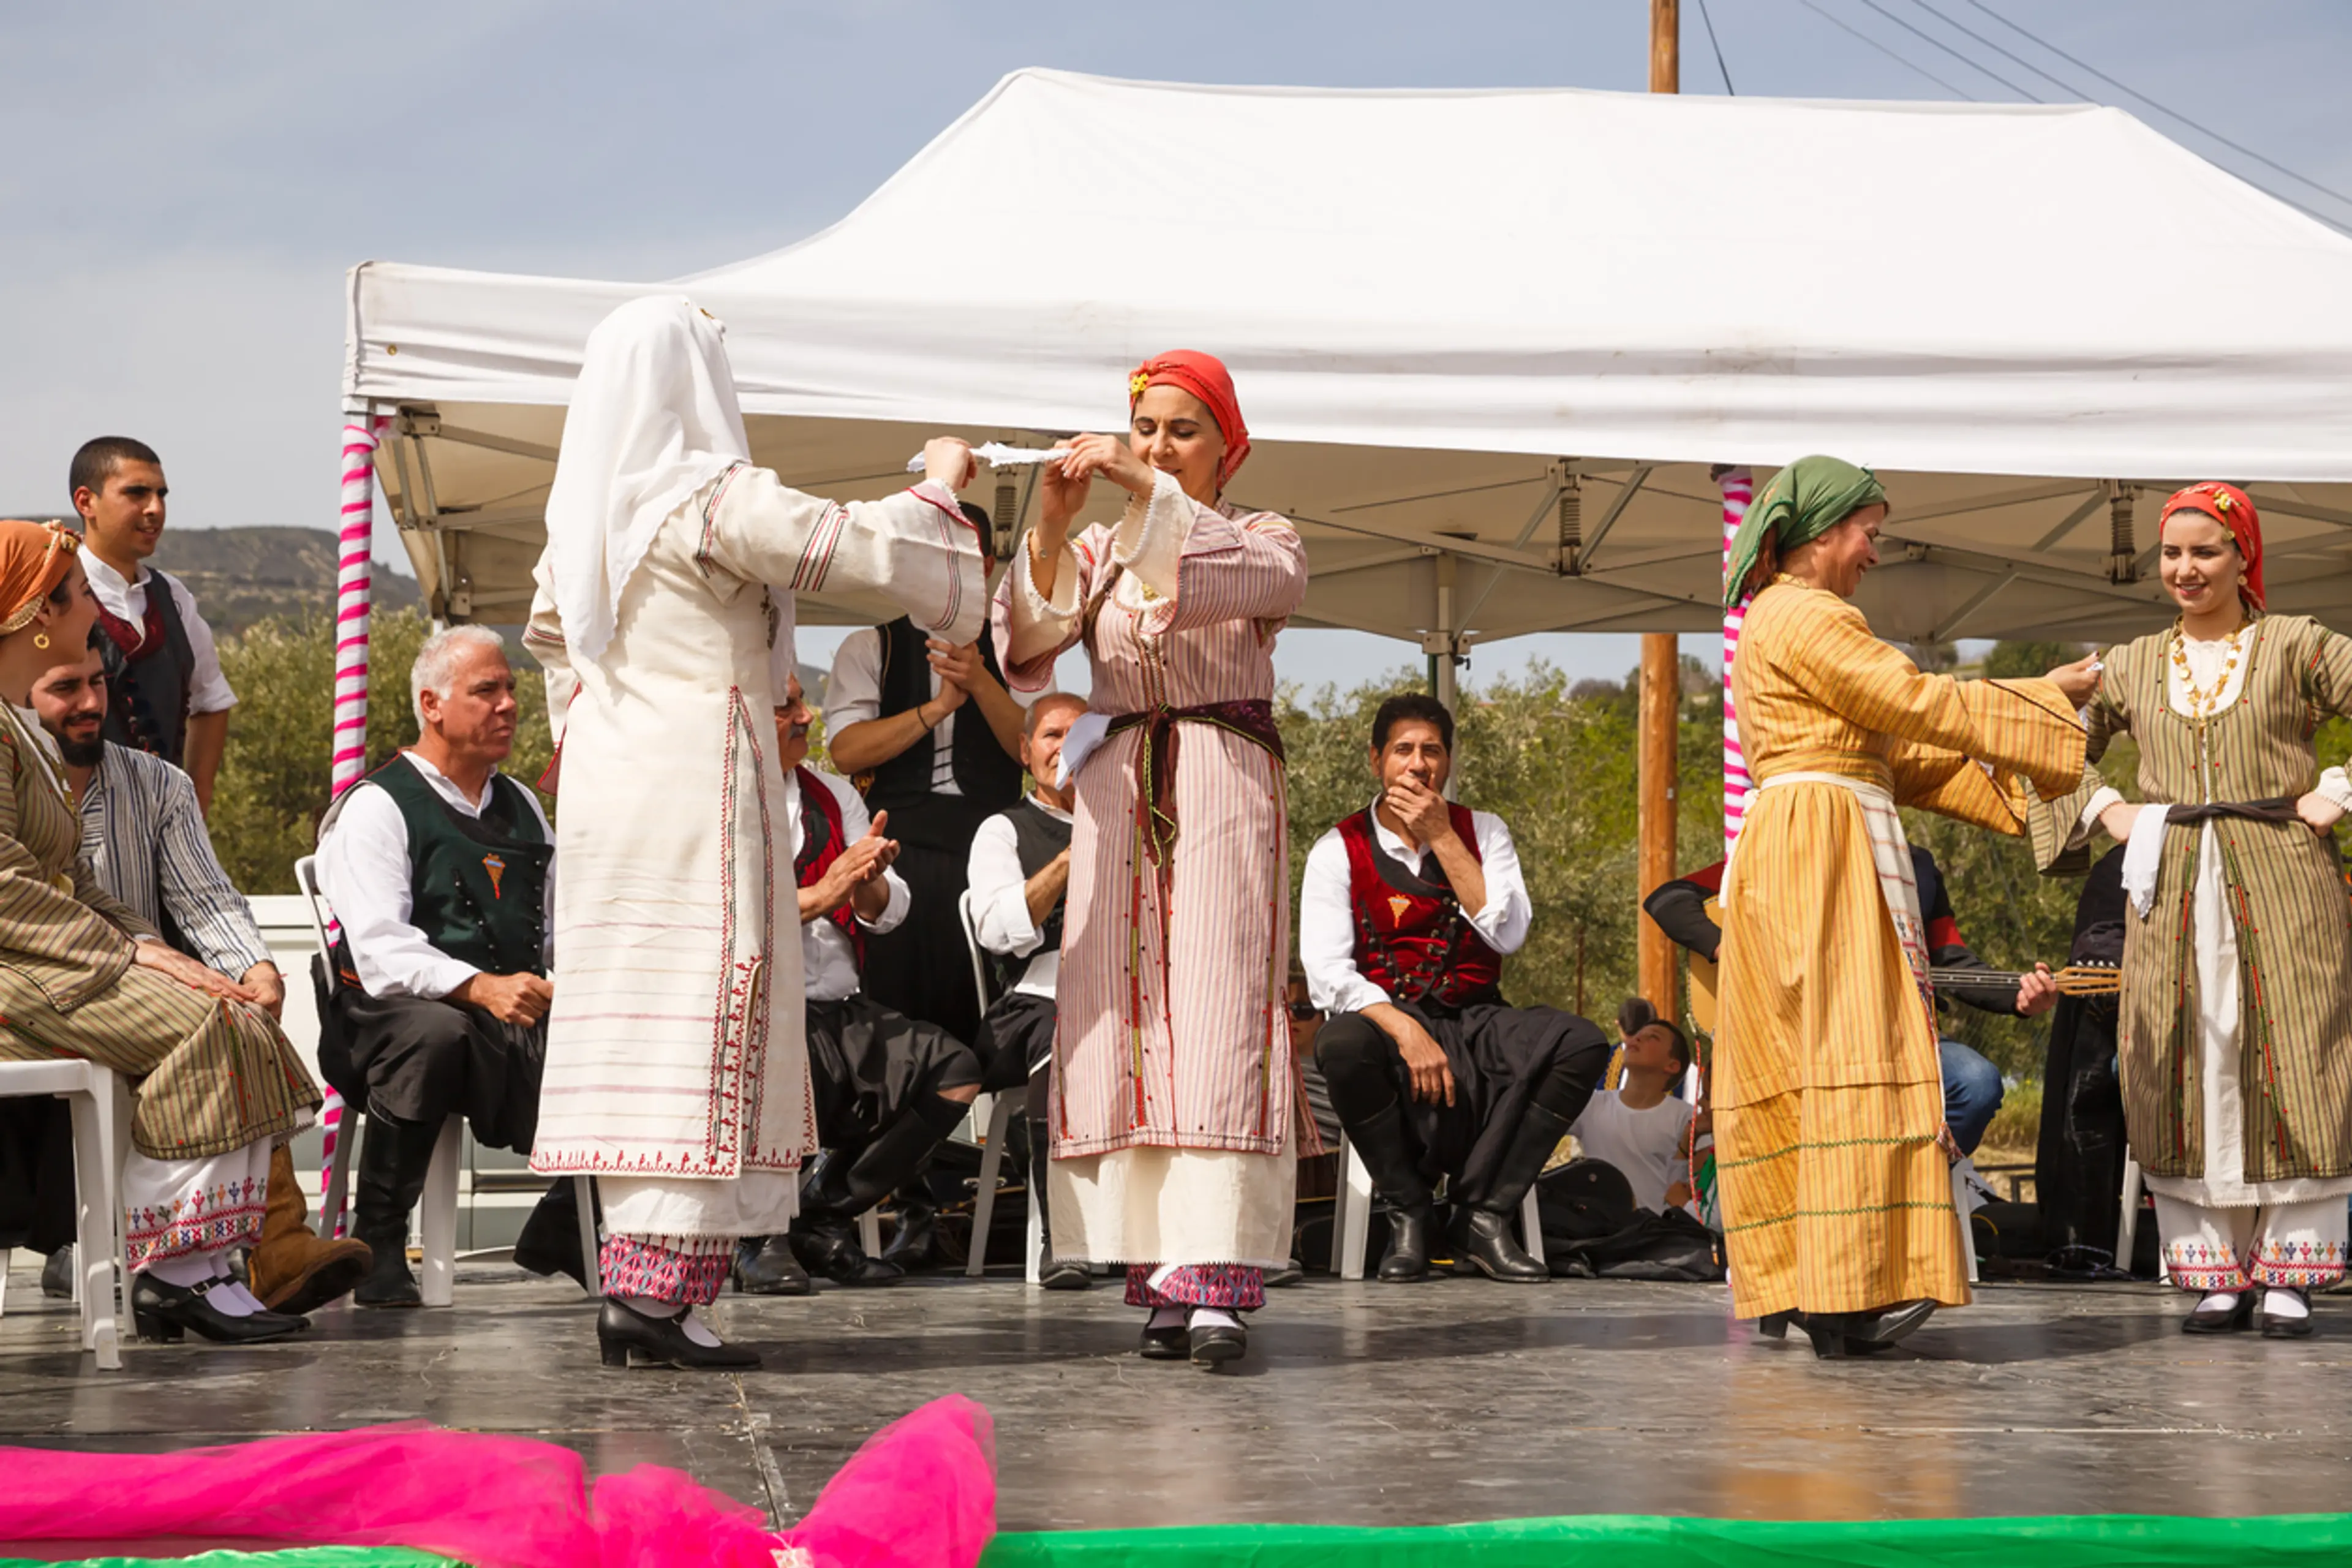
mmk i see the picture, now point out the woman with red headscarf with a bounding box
[993,352,1308,1369]
[0,521,320,1346]
[2031,483,2352,1338]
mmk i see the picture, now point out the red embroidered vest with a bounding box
[1336,803,1503,1009]
[794,766,863,963]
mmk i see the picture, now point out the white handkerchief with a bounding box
[1056,711,1112,788]
[906,442,1068,473]
[2120,803,2174,918]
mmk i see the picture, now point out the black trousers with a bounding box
[2034,993,2128,1261]
[0,1097,74,1254]
[857,795,998,1047]
[804,993,983,1153]
[318,977,547,1155]
[971,989,1057,1099]
[1315,1002,1610,1208]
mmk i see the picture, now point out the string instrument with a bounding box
[1684,896,2120,1035]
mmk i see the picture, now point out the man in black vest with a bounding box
[315,626,584,1307]
[966,691,1088,1288]
[69,437,237,813]
[1298,695,1611,1284]
[823,563,1036,1267]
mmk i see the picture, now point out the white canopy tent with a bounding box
[344,68,2352,654]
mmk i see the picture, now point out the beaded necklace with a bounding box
[2169,617,2249,721]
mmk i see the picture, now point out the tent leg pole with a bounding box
[1637,633,1678,1012]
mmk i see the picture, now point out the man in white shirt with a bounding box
[315,627,582,1307]
[739,673,984,1291]
[1300,694,1610,1285]
[965,690,1088,1288]
[67,437,238,812]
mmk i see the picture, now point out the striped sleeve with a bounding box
[143,756,270,974]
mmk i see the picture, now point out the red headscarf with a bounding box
[1128,351,1251,489]
[2159,481,2264,611]
[0,520,80,635]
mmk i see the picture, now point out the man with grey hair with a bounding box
[315,624,582,1306]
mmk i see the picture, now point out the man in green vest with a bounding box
[314,626,584,1308]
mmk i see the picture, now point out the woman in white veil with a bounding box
[525,296,982,1369]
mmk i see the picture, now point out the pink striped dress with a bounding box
[996,470,1308,1270]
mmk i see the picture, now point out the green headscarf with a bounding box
[1723,455,1887,607]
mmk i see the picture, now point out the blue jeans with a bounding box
[1940,1038,2005,1156]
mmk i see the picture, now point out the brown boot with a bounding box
[247,1144,373,1314]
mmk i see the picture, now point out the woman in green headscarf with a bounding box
[1713,457,2098,1358]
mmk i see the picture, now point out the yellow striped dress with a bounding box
[1716,578,2085,1318]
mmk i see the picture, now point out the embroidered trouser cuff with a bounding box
[600,1232,733,1305]
[1124,1263,1266,1311]
[2155,1194,2350,1292]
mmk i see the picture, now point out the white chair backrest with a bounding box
[956,889,993,1017]
[292,854,334,962]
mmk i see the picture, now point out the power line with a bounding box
[1901,0,2079,99]
[1794,0,1977,101]
[1852,0,2041,100]
[1961,0,2352,215]
[1694,0,1735,94]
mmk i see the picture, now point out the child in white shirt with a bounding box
[1570,1014,1705,1215]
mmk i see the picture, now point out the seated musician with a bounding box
[315,627,584,1307]
[1645,843,2057,1156]
[736,673,984,1292]
[1300,694,1611,1283]
[965,690,1089,1289]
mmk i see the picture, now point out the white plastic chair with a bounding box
[2117,1149,2169,1284]
[1331,1130,1545,1281]
[1953,1156,1981,1285]
[958,889,1044,1283]
[0,1058,130,1368]
[297,855,600,1303]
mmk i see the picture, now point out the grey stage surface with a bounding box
[4,1256,2350,1534]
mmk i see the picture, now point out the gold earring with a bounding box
[31,633,49,650]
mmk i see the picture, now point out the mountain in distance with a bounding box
[0,521,423,639]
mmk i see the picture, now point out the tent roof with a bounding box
[347,69,2352,644]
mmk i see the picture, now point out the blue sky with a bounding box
[6,1,2346,694]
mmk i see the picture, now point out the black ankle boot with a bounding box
[788,1215,904,1286]
[351,1115,438,1308]
[513,1179,590,1289]
[1450,1102,1572,1283]
[1335,1096,1438,1283]
[734,1235,813,1296]
[1027,1118,1089,1289]
[879,1189,943,1273]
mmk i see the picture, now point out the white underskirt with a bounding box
[598,1172,800,1238]
[1049,1144,1296,1268]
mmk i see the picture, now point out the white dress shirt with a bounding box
[315,751,556,1000]
[1570,1090,1696,1213]
[823,625,1046,794]
[82,554,236,714]
[965,794,1072,999]
[1300,802,1533,1017]
[793,766,910,1004]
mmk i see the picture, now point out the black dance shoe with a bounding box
[597,1297,760,1370]
[1850,1299,1937,1348]
[2258,1289,2315,1339]
[733,1236,814,1297]
[511,1182,590,1289]
[789,1218,905,1286]
[1379,1203,1438,1283]
[1448,1207,1550,1283]
[1038,1255,1093,1291]
[2182,1292,2258,1335]
[1188,1320,1248,1368]
[1139,1319,1189,1360]
[130,1274,309,1344]
[1785,1302,1934,1359]
[1265,1259,1305,1289]
[40,1246,72,1299]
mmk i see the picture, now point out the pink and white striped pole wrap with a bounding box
[320,405,390,1233]
[1717,466,1755,857]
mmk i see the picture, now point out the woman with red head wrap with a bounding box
[0,521,322,1347]
[2027,481,2352,1337]
[990,353,1308,1369]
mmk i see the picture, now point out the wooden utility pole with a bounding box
[1637,0,1681,1014]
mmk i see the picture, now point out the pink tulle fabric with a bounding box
[0,1395,995,1568]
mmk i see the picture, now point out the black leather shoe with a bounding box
[2258,1289,2315,1339]
[1039,1256,1093,1291]
[1379,1203,1438,1283]
[597,1297,760,1370]
[1139,1320,1189,1360]
[513,1181,590,1289]
[734,1235,813,1297]
[1850,1298,1937,1348]
[131,1274,309,1344]
[1449,1207,1550,1283]
[1755,1310,1795,1340]
[1265,1260,1305,1289]
[789,1218,905,1287]
[1188,1321,1248,1368]
[39,1246,72,1300]
[352,1231,422,1308]
[2183,1292,2258,1335]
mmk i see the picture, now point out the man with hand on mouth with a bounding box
[67,437,238,815]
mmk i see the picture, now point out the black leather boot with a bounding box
[352,1115,439,1308]
[734,1235,813,1296]
[1029,1117,1090,1290]
[790,1150,903,1286]
[513,1179,590,1289]
[1336,1096,1438,1283]
[879,1184,944,1273]
[1449,1102,1570,1283]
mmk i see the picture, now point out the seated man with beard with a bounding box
[1300,693,1611,1284]
[731,671,985,1292]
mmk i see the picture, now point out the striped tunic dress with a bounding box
[996,470,1308,1268]
[2028,614,2352,1191]
[1715,579,2085,1319]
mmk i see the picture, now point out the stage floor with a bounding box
[4,1254,2350,1533]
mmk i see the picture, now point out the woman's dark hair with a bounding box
[1371,692,1455,753]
